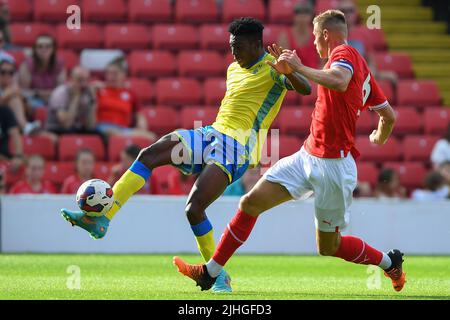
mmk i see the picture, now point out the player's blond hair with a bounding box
[313,10,348,36]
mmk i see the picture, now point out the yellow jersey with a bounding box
[212,52,291,166]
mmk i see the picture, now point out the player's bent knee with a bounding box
[184,201,206,224]
[239,194,262,217]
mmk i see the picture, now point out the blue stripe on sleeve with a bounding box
[129,160,152,181]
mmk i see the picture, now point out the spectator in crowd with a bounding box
[0,103,23,171]
[61,149,95,194]
[0,1,11,47]
[0,169,5,194]
[431,124,450,168]
[95,57,154,140]
[109,144,157,194]
[353,181,373,197]
[0,53,40,135]
[10,155,56,194]
[18,34,66,108]
[46,66,96,134]
[437,161,450,187]
[411,171,450,201]
[0,29,11,51]
[277,1,319,68]
[338,0,365,55]
[373,168,407,199]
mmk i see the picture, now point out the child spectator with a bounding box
[61,149,95,194]
[10,155,56,194]
[374,168,407,199]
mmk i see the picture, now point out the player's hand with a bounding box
[279,49,304,71]
[369,130,386,145]
[265,44,294,75]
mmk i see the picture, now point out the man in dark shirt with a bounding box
[0,106,24,170]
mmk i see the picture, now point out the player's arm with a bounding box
[285,72,312,95]
[279,49,352,92]
[370,103,396,145]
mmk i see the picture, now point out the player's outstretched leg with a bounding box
[61,134,181,238]
[384,249,406,292]
[173,256,217,291]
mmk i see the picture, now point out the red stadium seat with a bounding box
[0,160,24,189]
[57,49,79,71]
[5,50,26,67]
[223,52,234,67]
[393,107,423,135]
[153,24,198,50]
[403,135,440,162]
[140,106,179,135]
[44,162,76,186]
[57,24,103,49]
[383,162,427,189]
[34,0,76,22]
[21,135,55,160]
[10,23,54,47]
[175,0,219,23]
[278,106,313,136]
[94,162,114,181]
[178,51,225,78]
[108,135,155,162]
[156,78,202,106]
[125,78,154,104]
[59,135,105,161]
[315,0,340,14]
[373,52,414,78]
[355,136,401,162]
[128,0,172,23]
[265,135,302,160]
[356,110,375,134]
[377,79,395,104]
[263,25,287,48]
[204,78,226,105]
[356,162,379,187]
[34,107,48,124]
[268,0,296,23]
[349,26,387,52]
[152,165,181,194]
[222,0,266,23]
[397,80,441,107]
[181,107,217,129]
[82,0,126,22]
[199,24,229,51]
[301,83,317,106]
[128,50,176,78]
[105,24,151,50]
[5,0,32,21]
[424,107,450,135]
[283,89,300,106]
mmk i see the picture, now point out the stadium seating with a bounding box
[155,78,202,106]
[372,52,414,78]
[204,78,226,106]
[5,0,32,21]
[125,78,154,104]
[105,24,151,50]
[10,23,54,47]
[140,106,179,135]
[222,0,266,22]
[34,0,76,22]
[265,135,302,159]
[82,0,127,22]
[383,161,427,189]
[128,0,172,23]
[356,110,375,134]
[94,162,114,181]
[301,83,317,106]
[34,107,48,125]
[152,165,181,194]
[44,162,76,187]
[21,135,55,161]
[153,24,198,50]
[278,107,313,136]
[57,49,80,71]
[58,135,105,161]
[178,51,225,78]
[356,162,379,187]
[268,0,296,23]
[5,50,26,67]
[263,25,287,48]
[403,135,440,162]
[377,79,395,104]
[392,107,423,135]
[356,136,402,162]
[57,24,104,49]
[175,0,219,23]
[397,80,441,106]
[108,135,155,162]
[128,50,176,78]
[349,25,387,52]
[283,89,300,106]
[424,107,450,135]
[199,24,230,51]
[181,106,217,129]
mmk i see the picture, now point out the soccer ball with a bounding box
[76,179,114,217]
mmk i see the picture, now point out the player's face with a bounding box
[229,34,259,69]
[313,24,328,59]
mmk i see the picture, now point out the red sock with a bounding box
[212,209,257,266]
[333,235,383,265]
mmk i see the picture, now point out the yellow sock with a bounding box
[191,218,215,261]
[106,161,151,221]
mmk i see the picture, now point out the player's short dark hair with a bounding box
[228,17,264,43]
[313,9,347,35]
[123,144,141,159]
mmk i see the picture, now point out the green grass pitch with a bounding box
[0,254,449,300]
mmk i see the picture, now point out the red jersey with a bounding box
[61,174,86,194]
[10,180,57,194]
[96,87,140,127]
[304,44,388,159]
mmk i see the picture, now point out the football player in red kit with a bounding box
[174,10,406,293]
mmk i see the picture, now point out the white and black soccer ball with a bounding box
[76,179,114,217]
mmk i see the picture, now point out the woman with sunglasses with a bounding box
[18,34,66,108]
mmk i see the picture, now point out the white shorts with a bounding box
[264,147,358,232]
